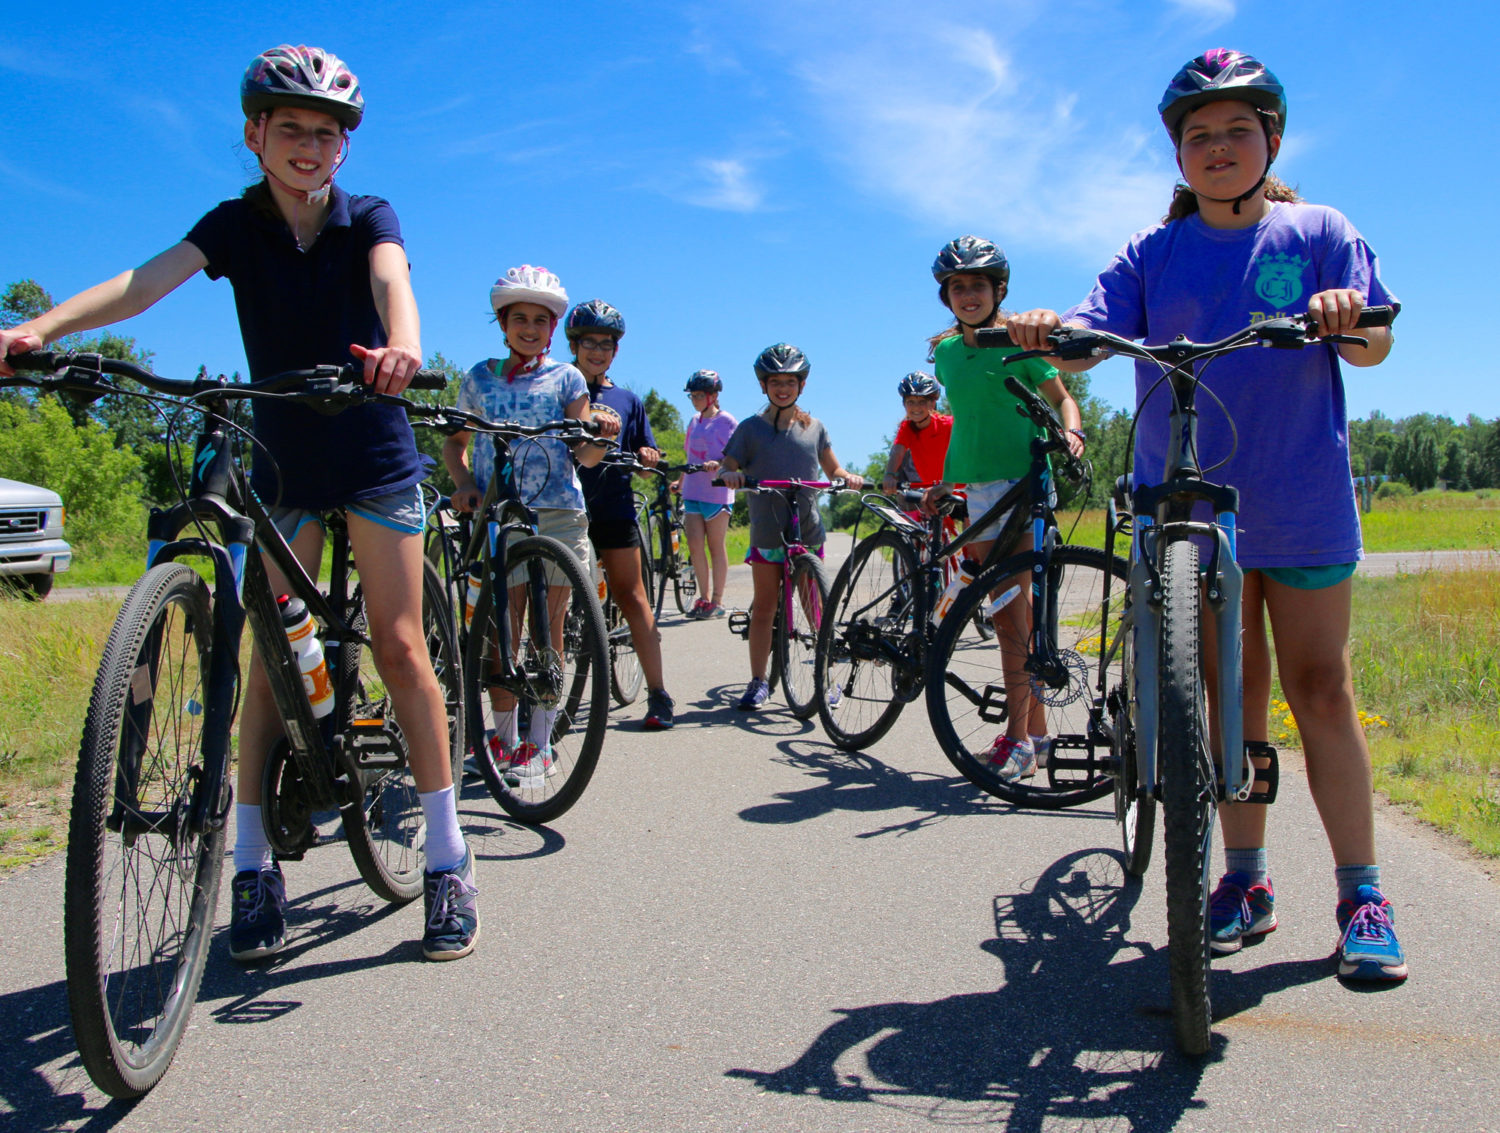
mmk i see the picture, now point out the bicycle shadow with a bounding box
[739,738,1001,836]
[457,778,568,862]
[726,848,1332,1128]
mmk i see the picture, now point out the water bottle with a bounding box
[671,526,680,554]
[931,559,980,627]
[278,595,333,722]
[984,584,1023,617]
[463,563,483,629]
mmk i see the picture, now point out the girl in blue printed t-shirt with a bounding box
[441,266,616,784]
[1008,50,1405,983]
[0,45,478,964]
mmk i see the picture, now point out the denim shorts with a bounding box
[269,483,428,542]
[683,499,730,521]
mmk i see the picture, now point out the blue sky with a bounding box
[3,1,1494,466]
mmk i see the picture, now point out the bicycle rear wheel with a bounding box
[1158,538,1215,1055]
[466,536,610,823]
[815,530,920,750]
[669,515,697,616]
[65,563,219,1099]
[779,553,830,719]
[642,510,669,619]
[925,545,1125,809]
[607,586,644,707]
[339,559,464,903]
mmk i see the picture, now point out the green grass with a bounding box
[0,595,120,868]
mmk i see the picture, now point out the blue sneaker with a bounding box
[1209,871,1277,954]
[423,848,479,961]
[1336,885,1407,981]
[642,688,676,730]
[736,677,771,711]
[229,864,287,962]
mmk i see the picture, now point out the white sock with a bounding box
[494,706,519,749]
[234,804,274,874]
[419,785,467,874]
[528,708,556,750]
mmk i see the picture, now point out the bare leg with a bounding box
[747,561,782,680]
[705,509,731,603]
[600,544,665,689]
[1205,570,1272,850]
[685,511,709,605]
[238,521,325,805]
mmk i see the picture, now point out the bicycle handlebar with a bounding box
[3,351,448,395]
[711,476,847,491]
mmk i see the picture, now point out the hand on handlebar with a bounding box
[1305,289,1368,339]
[350,341,422,396]
[0,328,44,378]
[1004,310,1066,354]
[920,482,952,517]
[590,402,622,440]
[449,483,483,514]
[718,469,746,490]
[638,446,660,468]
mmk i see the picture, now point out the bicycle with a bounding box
[723,478,840,718]
[418,410,612,824]
[634,459,705,618]
[990,304,1395,1055]
[6,351,462,1098]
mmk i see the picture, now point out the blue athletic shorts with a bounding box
[1259,562,1358,590]
[269,483,429,542]
[683,499,730,521]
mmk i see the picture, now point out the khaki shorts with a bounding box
[509,507,593,586]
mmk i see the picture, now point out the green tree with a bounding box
[0,398,142,542]
[409,352,465,496]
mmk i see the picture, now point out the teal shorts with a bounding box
[747,544,825,566]
[269,483,429,542]
[1259,562,1358,590]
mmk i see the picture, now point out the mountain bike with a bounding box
[724,479,839,718]
[634,459,705,618]
[5,351,461,1099]
[417,412,612,824]
[991,304,1396,1055]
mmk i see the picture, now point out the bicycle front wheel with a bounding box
[466,536,610,823]
[65,562,219,1099]
[815,530,920,750]
[779,553,830,719]
[607,588,644,706]
[339,558,464,903]
[925,545,1125,809]
[670,518,697,616]
[1159,538,1215,1056]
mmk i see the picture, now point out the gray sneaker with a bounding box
[229,864,287,962]
[423,848,479,961]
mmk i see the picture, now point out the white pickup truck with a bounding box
[0,477,71,598]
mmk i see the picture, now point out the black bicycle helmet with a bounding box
[241,45,364,130]
[564,298,626,340]
[1159,48,1286,141]
[753,343,809,380]
[685,369,723,393]
[898,371,941,399]
[931,236,1010,286]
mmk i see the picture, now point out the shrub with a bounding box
[1375,480,1414,501]
[0,399,142,543]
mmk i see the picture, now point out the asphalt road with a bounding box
[5,538,1498,1132]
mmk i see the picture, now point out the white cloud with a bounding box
[682,157,765,212]
[788,20,1174,259]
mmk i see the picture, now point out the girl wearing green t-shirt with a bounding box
[924,236,1087,782]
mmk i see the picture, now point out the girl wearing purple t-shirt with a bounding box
[678,370,737,618]
[1009,50,1405,982]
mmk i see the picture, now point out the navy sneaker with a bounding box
[643,689,675,730]
[1209,871,1277,954]
[736,677,771,711]
[1336,885,1407,981]
[423,848,479,961]
[229,864,287,962]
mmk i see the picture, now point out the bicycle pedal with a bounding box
[1244,741,1279,804]
[976,684,1008,726]
[346,718,404,769]
[727,609,750,638]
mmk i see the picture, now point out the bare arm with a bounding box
[0,242,206,374]
[1306,289,1393,368]
[565,394,610,468]
[882,443,911,492]
[353,241,422,394]
[1004,310,1100,372]
[442,430,481,513]
[821,445,864,489]
[1038,375,1086,458]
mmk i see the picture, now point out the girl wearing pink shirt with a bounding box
[678,370,737,617]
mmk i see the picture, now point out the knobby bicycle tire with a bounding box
[1114,580,1156,878]
[465,536,610,823]
[815,529,921,750]
[669,513,697,616]
[607,571,645,707]
[1158,538,1215,1055]
[780,553,830,719]
[340,559,464,903]
[643,509,670,620]
[65,562,219,1099]
[925,545,1125,810]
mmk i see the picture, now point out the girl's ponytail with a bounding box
[1164,173,1301,223]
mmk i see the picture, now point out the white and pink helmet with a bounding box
[241,45,364,130]
[490,266,569,319]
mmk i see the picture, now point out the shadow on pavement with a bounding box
[727,848,1332,1128]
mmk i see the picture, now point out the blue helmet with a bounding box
[1159,49,1286,140]
[931,235,1009,286]
[898,371,940,399]
[685,369,722,393]
[564,298,626,340]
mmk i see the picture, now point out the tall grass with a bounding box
[0,595,119,868]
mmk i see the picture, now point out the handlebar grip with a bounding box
[973,328,1014,349]
[409,369,449,391]
[1355,305,1396,329]
[6,350,63,373]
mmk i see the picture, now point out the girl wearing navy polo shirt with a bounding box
[0,46,478,963]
